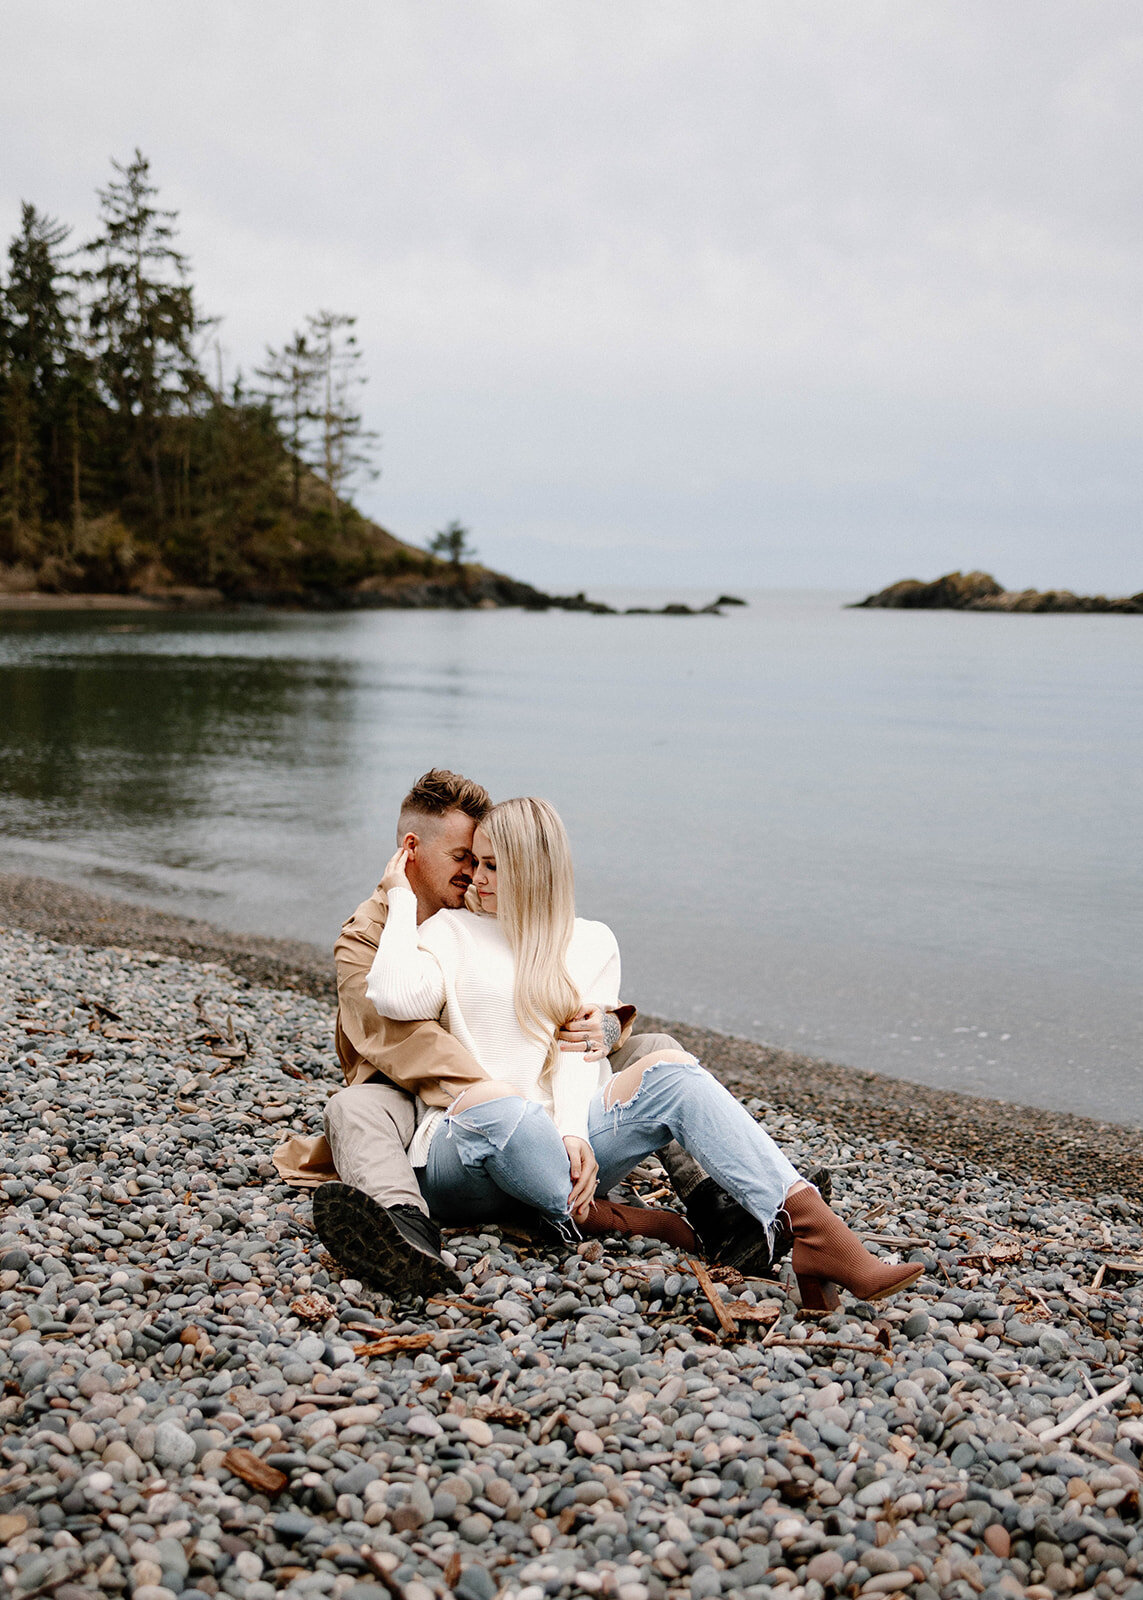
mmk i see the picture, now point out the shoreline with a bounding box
[0,591,230,611]
[3,869,1139,1200]
[0,588,742,617]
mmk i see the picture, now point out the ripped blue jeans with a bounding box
[418,1054,802,1231]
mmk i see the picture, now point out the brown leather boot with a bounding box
[785,1184,923,1312]
[580,1198,697,1252]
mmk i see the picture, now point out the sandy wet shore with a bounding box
[2,872,1138,1201]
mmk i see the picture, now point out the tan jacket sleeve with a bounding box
[333,887,490,1108]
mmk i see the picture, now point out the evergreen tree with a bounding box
[255,330,319,516]
[305,310,378,518]
[0,157,410,602]
[84,149,208,525]
[429,519,477,573]
[0,204,76,555]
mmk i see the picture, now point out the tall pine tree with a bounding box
[84,149,207,527]
[306,310,378,519]
[255,330,320,517]
[0,204,77,557]
[0,156,408,600]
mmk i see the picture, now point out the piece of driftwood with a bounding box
[353,1330,437,1358]
[722,1300,782,1325]
[688,1257,739,1338]
[427,1295,502,1318]
[82,995,123,1021]
[358,1548,402,1596]
[291,1292,336,1322]
[760,1337,896,1355]
[222,1448,287,1494]
[469,1397,530,1428]
[539,1408,569,1441]
[1072,1435,1143,1479]
[1039,1377,1131,1444]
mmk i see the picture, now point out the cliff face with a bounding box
[853,571,1143,613]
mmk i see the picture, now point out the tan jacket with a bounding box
[273,884,636,1186]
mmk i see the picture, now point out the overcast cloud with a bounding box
[4,1,1141,591]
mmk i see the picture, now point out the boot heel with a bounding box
[796,1273,840,1314]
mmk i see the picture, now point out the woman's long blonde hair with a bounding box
[468,797,581,1081]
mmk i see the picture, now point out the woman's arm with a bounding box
[550,1058,597,1141]
[588,940,621,1014]
[364,883,447,1021]
[549,925,622,1136]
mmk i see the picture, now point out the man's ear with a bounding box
[400,830,419,859]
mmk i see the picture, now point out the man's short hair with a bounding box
[399,769,491,830]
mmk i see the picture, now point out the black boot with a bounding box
[685,1168,832,1278]
[313,1183,460,1297]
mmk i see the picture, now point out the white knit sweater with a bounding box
[365,887,621,1168]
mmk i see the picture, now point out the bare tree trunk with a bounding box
[151,442,165,523]
[290,389,302,517]
[182,432,190,537]
[70,404,82,554]
[323,360,338,519]
[12,436,21,537]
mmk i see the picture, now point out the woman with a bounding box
[367,796,922,1311]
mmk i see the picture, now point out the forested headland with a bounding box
[0,151,551,608]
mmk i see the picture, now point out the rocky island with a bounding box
[852,572,1142,613]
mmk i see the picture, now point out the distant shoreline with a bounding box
[2,868,1139,1199]
[0,588,747,617]
[0,591,230,611]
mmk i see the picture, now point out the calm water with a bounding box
[1,591,1139,1125]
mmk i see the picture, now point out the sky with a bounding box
[4,1,1142,593]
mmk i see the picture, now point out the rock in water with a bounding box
[852,569,1143,612]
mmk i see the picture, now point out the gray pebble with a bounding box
[2,924,1140,1600]
[152,1421,196,1470]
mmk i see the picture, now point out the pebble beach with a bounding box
[2,889,1143,1600]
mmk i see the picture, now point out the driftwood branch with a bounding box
[353,1330,437,1358]
[1039,1377,1131,1443]
[761,1337,897,1355]
[687,1256,739,1338]
[358,1548,402,1597]
[1072,1434,1143,1478]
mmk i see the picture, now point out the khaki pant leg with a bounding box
[608,1031,708,1200]
[323,1080,425,1215]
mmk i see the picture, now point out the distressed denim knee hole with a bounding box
[445,1093,531,1157]
[603,1051,701,1114]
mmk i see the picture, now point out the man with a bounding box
[275,769,816,1294]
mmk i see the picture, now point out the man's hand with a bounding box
[558,1004,610,1062]
[381,847,411,894]
[564,1135,599,1220]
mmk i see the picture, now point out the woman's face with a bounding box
[471,825,498,914]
